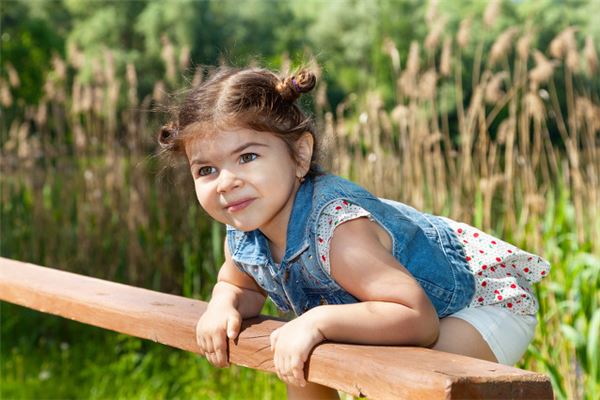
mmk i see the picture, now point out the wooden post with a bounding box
[0,257,552,399]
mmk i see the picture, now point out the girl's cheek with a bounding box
[194,188,210,209]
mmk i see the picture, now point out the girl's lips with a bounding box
[225,198,255,212]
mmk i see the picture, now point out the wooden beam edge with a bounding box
[0,257,552,399]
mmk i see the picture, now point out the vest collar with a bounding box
[228,176,313,266]
[282,176,313,261]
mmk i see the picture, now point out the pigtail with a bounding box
[158,121,180,151]
[276,70,317,102]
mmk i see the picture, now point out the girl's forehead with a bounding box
[184,127,279,158]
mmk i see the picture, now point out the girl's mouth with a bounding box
[225,198,255,212]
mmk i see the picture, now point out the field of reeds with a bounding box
[1,3,599,399]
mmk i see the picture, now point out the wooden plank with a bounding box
[0,257,552,399]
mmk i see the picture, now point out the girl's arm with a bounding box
[209,238,267,319]
[269,217,439,387]
[307,216,439,346]
[196,239,266,369]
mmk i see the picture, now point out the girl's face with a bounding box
[184,127,311,237]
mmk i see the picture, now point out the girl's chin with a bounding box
[227,219,261,232]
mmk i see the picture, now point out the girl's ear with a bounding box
[295,132,314,178]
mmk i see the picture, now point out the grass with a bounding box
[1,304,287,400]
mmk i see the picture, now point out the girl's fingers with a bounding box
[207,336,227,367]
[277,355,304,387]
[227,314,241,340]
[212,333,228,366]
[270,329,278,352]
[197,333,206,348]
[283,356,294,385]
[198,336,207,354]
[206,352,218,366]
[195,321,203,346]
[275,356,284,382]
[291,356,305,385]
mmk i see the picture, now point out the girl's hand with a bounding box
[269,313,326,387]
[196,303,242,368]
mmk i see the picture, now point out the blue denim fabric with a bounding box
[226,174,475,317]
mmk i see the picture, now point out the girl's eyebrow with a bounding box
[190,142,269,166]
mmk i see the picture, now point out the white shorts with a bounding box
[449,305,537,365]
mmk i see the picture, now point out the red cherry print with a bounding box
[335,206,342,210]
[478,271,483,276]
[507,249,513,253]
[510,284,517,288]
[491,240,497,245]
[494,289,499,294]
[473,232,479,238]
[321,255,326,261]
[507,303,513,308]
[541,271,546,275]
[495,257,502,262]
[507,273,512,276]
[329,219,332,225]
[463,240,469,244]
[500,263,506,268]
[481,265,487,270]
[318,237,324,243]
[497,295,503,300]
[481,281,487,287]
[524,268,530,273]
[512,264,516,268]
[490,266,496,272]
[479,250,485,254]
[528,257,533,261]
[457,228,463,234]
[521,294,527,298]
[478,297,484,302]
[466,256,472,261]
[342,200,349,206]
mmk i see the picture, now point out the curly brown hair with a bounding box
[157,66,324,178]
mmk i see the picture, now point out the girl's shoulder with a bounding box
[312,173,378,202]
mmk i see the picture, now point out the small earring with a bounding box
[298,175,305,183]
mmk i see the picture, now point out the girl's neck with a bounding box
[268,241,285,265]
[259,179,302,265]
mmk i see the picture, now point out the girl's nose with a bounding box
[216,170,242,193]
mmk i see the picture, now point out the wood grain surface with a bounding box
[0,257,553,399]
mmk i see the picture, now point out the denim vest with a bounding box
[226,174,475,318]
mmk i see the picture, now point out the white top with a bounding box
[314,199,550,316]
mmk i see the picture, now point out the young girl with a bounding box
[158,66,550,399]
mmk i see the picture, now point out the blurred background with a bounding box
[1,0,599,399]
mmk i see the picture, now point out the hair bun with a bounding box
[158,122,179,149]
[276,69,316,102]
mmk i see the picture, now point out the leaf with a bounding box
[560,324,585,348]
[587,309,600,383]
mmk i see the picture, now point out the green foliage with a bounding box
[0,0,65,105]
[135,0,196,57]
[6,0,599,112]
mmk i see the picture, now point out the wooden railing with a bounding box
[0,257,552,399]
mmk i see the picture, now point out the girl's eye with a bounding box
[198,166,216,177]
[240,153,258,163]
